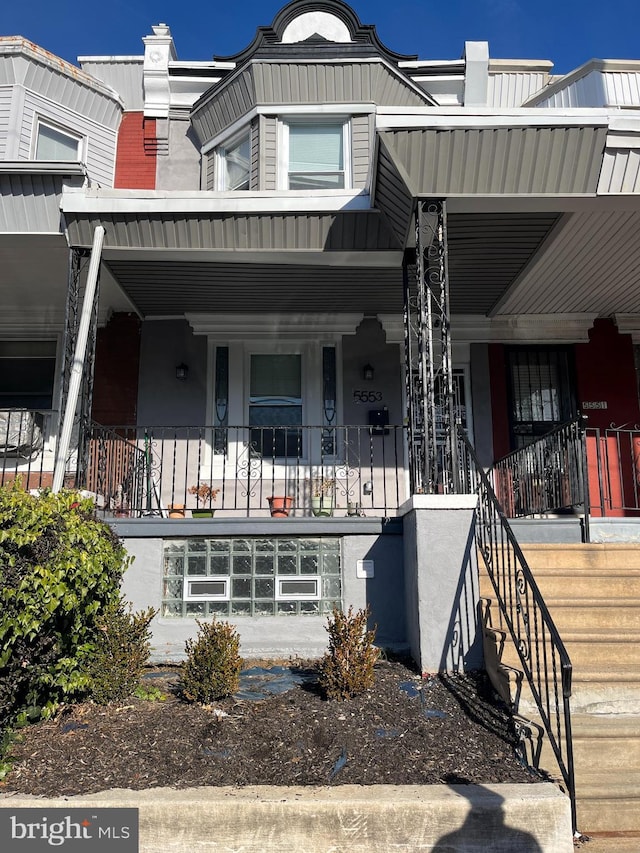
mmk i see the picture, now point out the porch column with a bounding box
[52,226,104,493]
[404,199,458,495]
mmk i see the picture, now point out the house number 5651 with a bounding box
[353,389,383,403]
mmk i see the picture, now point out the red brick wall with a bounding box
[114,112,157,189]
[92,313,142,426]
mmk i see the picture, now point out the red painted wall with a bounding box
[92,313,142,426]
[488,343,511,461]
[114,112,157,189]
[574,318,640,430]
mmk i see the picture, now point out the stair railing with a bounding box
[457,426,577,832]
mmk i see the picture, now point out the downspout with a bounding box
[52,226,105,493]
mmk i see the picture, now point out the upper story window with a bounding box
[218,130,251,191]
[282,119,350,190]
[35,121,82,161]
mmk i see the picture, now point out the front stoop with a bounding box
[0,784,572,853]
[480,543,640,836]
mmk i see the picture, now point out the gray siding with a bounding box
[19,88,118,186]
[79,59,144,111]
[192,61,429,145]
[260,115,278,191]
[351,114,370,189]
[379,125,607,196]
[191,67,255,145]
[373,137,414,247]
[250,117,259,191]
[0,170,84,232]
[205,151,215,191]
[487,72,548,107]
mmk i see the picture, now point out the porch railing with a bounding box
[82,423,408,518]
[0,409,60,491]
[491,418,588,525]
[458,426,577,832]
[585,424,640,517]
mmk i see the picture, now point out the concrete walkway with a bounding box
[1,783,572,852]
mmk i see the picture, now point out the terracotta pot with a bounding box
[168,503,185,518]
[267,495,293,517]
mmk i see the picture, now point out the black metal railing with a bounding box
[0,409,59,490]
[458,427,577,832]
[491,417,588,522]
[82,423,408,518]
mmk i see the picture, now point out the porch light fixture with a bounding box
[363,481,373,495]
[362,363,374,381]
[176,363,189,381]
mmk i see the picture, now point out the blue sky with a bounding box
[3,0,640,75]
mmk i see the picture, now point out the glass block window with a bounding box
[163,537,341,618]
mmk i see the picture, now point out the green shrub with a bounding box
[182,619,242,703]
[86,600,157,704]
[0,480,130,728]
[318,605,380,700]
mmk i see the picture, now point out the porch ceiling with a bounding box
[97,210,560,317]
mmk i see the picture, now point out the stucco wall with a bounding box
[120,527,405,662]
[136,319,207,426]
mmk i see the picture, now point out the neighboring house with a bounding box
[2,0,640,665]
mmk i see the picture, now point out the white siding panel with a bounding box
[79,60,143,111]
[0,86,12,158]
[599,148,640,193]
[604,71,640,106]
[19,89,118,186]
[488,73,548,107]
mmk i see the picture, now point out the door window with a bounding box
[249,354,302,458]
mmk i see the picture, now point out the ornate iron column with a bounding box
[404,199,458,494]
[56,242,101,490]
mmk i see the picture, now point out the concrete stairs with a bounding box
[479,543,640,836]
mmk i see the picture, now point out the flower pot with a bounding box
[191,509,214,518]
[267,495,293,517]
[168,503,185,519]
[311,496,334,517]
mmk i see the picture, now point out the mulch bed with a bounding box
[2,659,543,796]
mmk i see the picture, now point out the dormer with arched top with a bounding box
[189,0,436,194]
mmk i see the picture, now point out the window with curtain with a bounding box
[287,122,346,189]
[249,354,302,458]
[35,123,81,160]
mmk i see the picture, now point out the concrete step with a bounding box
[0,785,574,853]
[537,713,640,774]
[535,598,640,631]
[480,566,640,600]
[574,770,640,833]
[520,543,640,571]
[492,627,640,670]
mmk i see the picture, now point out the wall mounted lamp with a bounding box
[362,363,374,381]
[176,363,189,381]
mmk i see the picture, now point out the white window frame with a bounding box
[275,576,320,601]
[277,116,351,191]
[183,577,230,602]
[215,126,251,191]
[33,118,83,162]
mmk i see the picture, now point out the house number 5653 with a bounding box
[353,389,383,403]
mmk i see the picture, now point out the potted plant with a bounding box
[110,484,130,518]
[188,483,220,518]
[267,495,294,517]
[310,477,335,517]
